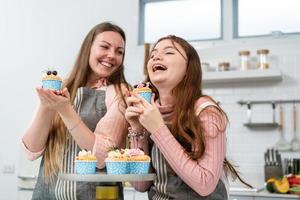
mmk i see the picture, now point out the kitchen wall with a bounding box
[0,0,300,199]
[198,39,300,188]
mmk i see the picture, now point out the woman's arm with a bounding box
[57,85,129,168]
[92,85,128,168]
[22,104,55,160]
[150,106,226,196]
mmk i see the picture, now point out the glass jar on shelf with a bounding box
[238,50,250,70]
[257,49,270,69]
[201,62,210,72]
[218,62,230,71]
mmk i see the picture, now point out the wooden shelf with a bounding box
[203,68,282,84]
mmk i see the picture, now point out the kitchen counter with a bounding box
[230,188,300,199]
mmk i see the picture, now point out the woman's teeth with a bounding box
[100,61,113,68]
[153,64,167,72]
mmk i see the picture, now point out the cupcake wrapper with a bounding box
[129,162,150,174]
[75,161,97,174]
[105,161,129,174]
[137,91,152,103]
[105,161,150,174]
[42,80,62,90]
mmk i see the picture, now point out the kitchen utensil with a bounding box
[275,105,291,151]
[264,148,283,181]
[272,102,276,123]
[275,149,282,166]
[284,158,293,174]
[291,104,300,151]
[247,103,251,123]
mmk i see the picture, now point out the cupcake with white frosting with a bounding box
[75,149,97,174]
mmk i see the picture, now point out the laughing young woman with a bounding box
[125,35,251,199]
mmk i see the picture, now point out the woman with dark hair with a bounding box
[22,22,130,199]
[125,35,251,199]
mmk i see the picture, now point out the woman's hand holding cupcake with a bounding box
[136,93,164,134]
[125,92,164,134]
[36,87,72,113]
[125,92,145,131]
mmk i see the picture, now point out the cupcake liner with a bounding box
[42,80,62,90]
[129,161,150,174]
[75,160,97,174]
[137,91,152,103]
[105,161,129,174]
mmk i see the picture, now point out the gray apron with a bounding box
[32,87,123,200]
[148,102,228,200]
[148,145,227,200]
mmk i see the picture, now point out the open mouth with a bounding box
[153,64,167,72]
[99,60,113,68]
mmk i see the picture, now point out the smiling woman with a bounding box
[125,35,252,200]
[21,22,130,200]
[88,31,125,81]
[147,39,188,89]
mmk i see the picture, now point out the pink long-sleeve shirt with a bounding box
[131,98,227,196]
[22,85,128,169]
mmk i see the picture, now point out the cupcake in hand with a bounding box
[42,69,62,91]
[75,149,97,174]
[132,81,152,103]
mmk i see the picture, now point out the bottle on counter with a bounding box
[238,50,250,70]
[257,49,270,69]
[218,62,230,71]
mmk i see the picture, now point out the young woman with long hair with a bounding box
[125,35,251,199]
[22,22,130,199]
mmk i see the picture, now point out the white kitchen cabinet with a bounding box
[230,190,300,200]
[17,190,34,200]
[255,197,300,200]
[124,187,148,200]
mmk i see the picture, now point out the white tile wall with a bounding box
[198,39,300,188]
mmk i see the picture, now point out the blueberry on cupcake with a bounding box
[42,69,62,91]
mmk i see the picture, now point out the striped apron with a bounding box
[148,102,228,200]
[32,87,123,200]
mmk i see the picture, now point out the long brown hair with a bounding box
[44,22,130,182]
[146,35,252,188]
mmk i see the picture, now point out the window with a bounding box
[233,0,300,38]
[139,0,222,44]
